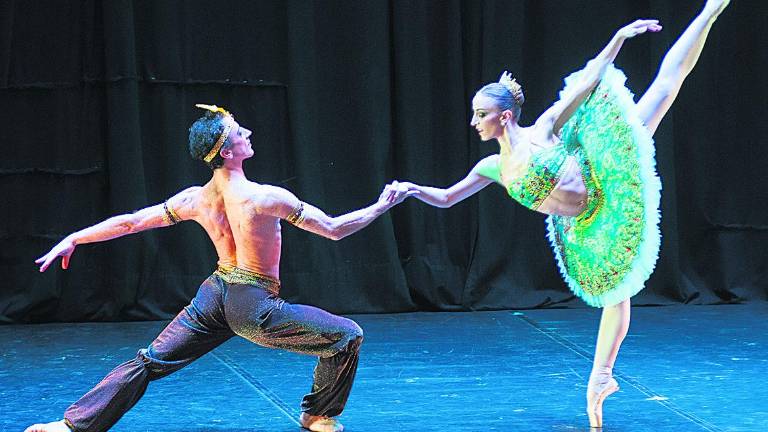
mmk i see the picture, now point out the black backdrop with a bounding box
[1,1,766,324]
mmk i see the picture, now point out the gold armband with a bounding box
[286,201,305,226]
[162,201,182,225]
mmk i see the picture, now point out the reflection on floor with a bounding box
[3,303,767,431]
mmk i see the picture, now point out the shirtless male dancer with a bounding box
[26,105,412,432]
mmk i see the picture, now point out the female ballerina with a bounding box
[399,0,729,427]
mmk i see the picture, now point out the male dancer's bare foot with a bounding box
[300,412,344,432]
[24,420,71,432]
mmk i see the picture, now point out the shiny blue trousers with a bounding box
[63,272,363,432]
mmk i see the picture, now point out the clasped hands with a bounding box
[378,180,419,206]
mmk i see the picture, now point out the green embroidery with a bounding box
[550,81,647,297]
[506,146,568,210]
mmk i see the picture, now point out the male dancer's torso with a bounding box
[169,173,290,280]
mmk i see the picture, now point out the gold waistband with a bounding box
[214,264,281,294]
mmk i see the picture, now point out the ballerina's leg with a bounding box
[587,298,631,428]
[636,0,729,135]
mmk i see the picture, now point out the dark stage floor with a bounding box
[3,303,767,431]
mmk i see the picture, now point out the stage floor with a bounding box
[3,303,767,431]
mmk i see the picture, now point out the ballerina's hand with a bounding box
[617,19,662,40]
[35,237,77,272]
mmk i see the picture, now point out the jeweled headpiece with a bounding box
[195,104,233,163]
[499,71,524,105]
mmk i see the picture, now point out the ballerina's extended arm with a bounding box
[538,19,663,136]
[398,158,495,208]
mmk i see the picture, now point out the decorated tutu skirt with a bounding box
[546,64,661,307]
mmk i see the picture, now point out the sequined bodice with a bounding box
[505,145,570,210]
[477,143,571,211]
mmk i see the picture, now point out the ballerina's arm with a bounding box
[537,19,663,137]
[399,156,497,208]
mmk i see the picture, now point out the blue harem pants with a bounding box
[62,269,363,432]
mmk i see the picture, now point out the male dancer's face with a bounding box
[470,93,504,141]
[224,117,254,161]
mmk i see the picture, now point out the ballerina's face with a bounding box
[470,93,505,141]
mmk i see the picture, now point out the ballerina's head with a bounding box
[470,72,525,141]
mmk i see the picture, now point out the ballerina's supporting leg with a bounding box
[637,0,730,135]
[585,1,729,428]
[587,298,631,428]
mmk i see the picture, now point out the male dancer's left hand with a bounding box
[35,237,76,272]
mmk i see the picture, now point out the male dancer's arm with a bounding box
[36,187,199,271]
[260,182,413,241]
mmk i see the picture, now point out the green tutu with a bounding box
[546,64,661,307]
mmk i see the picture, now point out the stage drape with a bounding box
[1,0,766,323]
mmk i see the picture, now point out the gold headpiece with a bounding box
[195,104,231,117]
[196,104,233,163]
[499,71,524,105]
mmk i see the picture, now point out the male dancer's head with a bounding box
[188,105,253,170]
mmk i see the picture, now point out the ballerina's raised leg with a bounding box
[637,0,730,135]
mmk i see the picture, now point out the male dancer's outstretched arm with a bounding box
[257,181,415,241]
[35,187,200,272]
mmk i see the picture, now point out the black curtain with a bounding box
[2,0,766,323]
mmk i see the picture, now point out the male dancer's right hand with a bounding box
[35,236,76,272]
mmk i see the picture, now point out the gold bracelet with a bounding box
[286,202,305,226]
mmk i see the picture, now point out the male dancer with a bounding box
[26,105,412,432]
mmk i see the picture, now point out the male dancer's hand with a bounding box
[35,237,76,272]
[379,181,418,207]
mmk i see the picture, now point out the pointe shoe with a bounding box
[299,412,344,432]
[586,372,619,428]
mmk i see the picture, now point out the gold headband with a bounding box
[498,71,524,105]
[196,104,233,163]
[196,103,231,116]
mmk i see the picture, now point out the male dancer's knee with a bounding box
[342,319,364,348]
[324,319,363,358]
